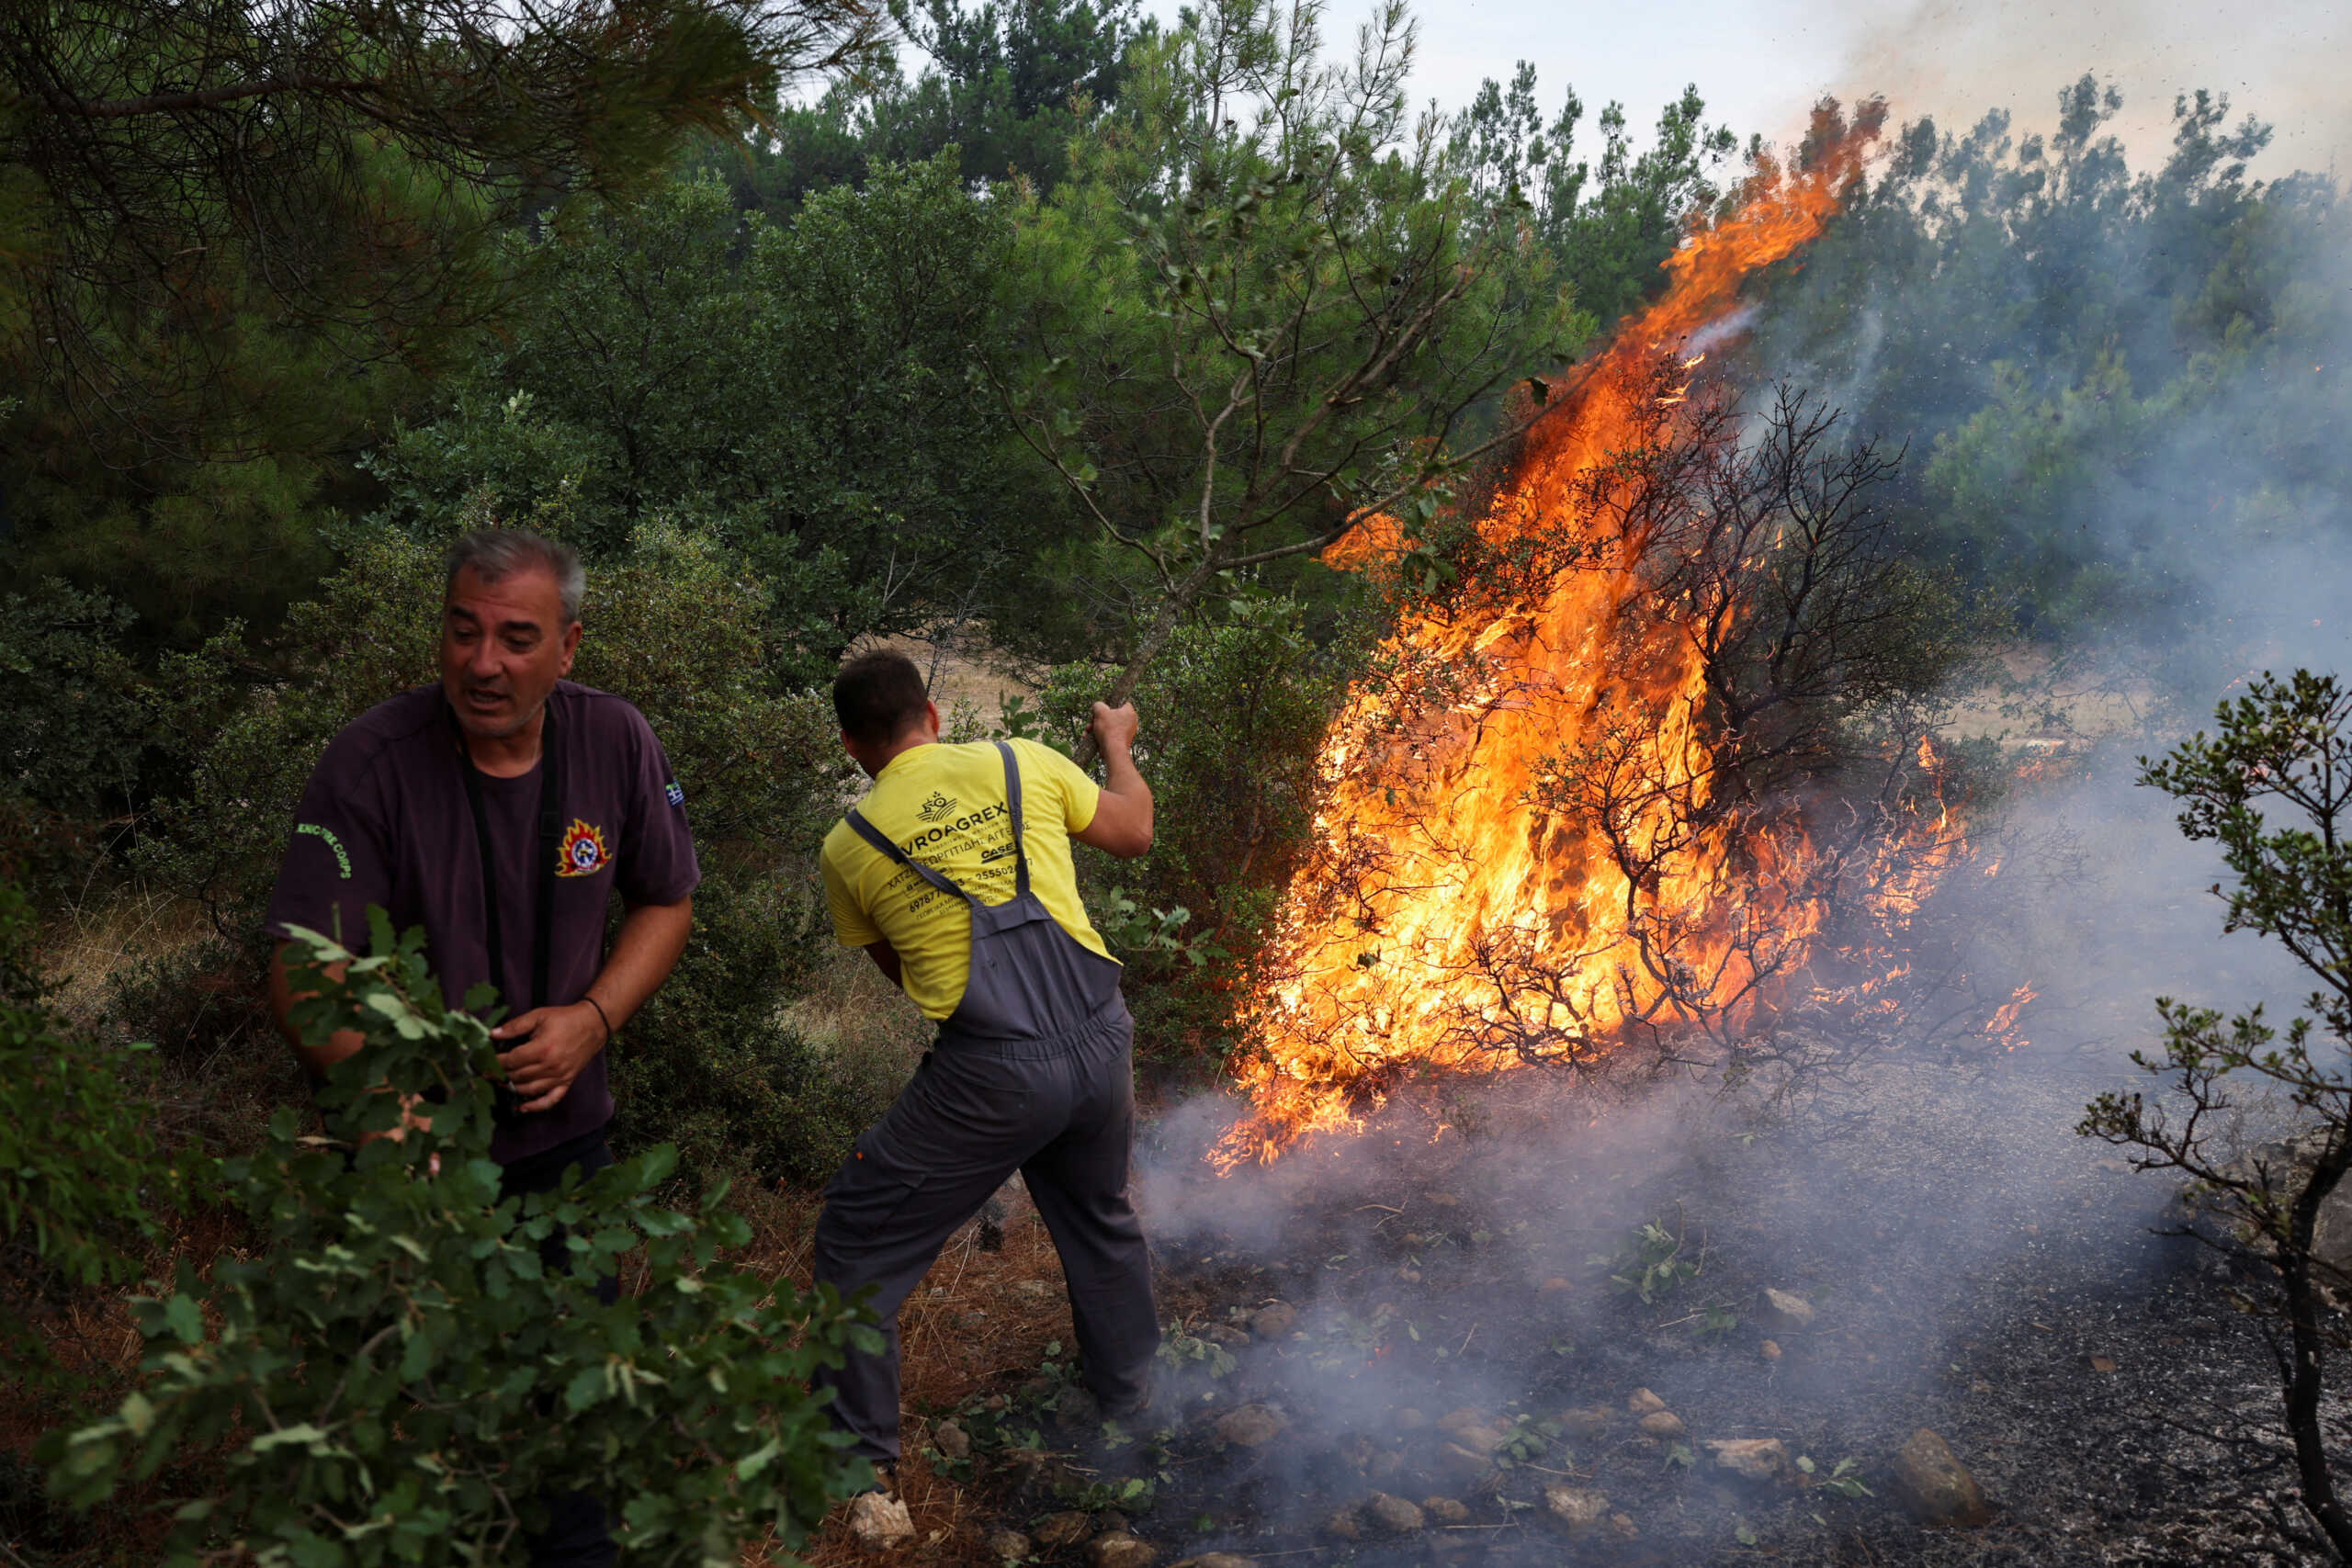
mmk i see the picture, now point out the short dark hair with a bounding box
[833,650,931,747]
[444,529,585,622]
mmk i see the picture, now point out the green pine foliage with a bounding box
[373,157,1064,670]
[0,0,882,640]
[1448,64,1744,332]
[996,0,1586,694]
[697,0,1154,213]
[1747,84,2352,661]
[0,579,156,898]
[46,913,876,1566]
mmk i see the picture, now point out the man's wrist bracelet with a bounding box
[582,994,614,1045]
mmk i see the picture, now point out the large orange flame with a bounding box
[1216,127,1958,1168]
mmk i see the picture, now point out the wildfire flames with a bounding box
[1217,128,1990,1168]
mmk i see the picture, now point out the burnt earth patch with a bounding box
[936,1060,2338,1567]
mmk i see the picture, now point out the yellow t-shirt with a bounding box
[820,738,1115,1020]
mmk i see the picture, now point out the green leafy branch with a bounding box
[47,910,879,1568]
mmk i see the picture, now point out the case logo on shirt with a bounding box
[556,818,612,877]
[916,791,958,824]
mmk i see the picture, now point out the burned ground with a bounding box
[861,1062,2322,1568]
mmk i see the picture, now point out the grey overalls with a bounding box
[811,741,1159,1464]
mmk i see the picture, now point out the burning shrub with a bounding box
[1217,136,2013,1162]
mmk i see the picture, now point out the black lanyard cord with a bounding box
[454,699,564,1019]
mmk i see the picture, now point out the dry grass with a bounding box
[1942,649,2171,749]
[35,883,214,1023]
[861,634,1043,738]
[782,939,932,1063]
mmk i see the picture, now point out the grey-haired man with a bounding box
[264,529,699,1566]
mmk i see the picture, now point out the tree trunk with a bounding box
[2283,1142,2352,1560]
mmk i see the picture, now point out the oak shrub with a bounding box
[49,915,875,1566]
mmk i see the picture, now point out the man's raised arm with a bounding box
[1074,702,1153,860]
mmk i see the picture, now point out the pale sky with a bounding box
[1145,0,2350,179]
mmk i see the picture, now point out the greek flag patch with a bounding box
[665,780,685,807]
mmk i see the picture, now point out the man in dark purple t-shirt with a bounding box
[264,528,698,1568]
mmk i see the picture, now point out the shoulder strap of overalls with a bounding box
[844,807,976,906]
[993,739,1031,897]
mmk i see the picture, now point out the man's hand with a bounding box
[1075,702,1154,859]
[493,1001,608,1113]
[1089,701,1140,756]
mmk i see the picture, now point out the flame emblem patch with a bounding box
[555,818,611,877]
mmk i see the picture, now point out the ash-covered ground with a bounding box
[921,753,2346,1567]
[1100,1064,2306,1568]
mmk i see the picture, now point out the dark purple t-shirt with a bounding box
[264,682,700,1162]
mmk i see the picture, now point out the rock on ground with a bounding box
[983,1529,1032,1562]
[1439,1440,1496,1478]
[1446,1423,1504,1456]
[1087,1533,1158,1568]
[1034,1511,1096,1548]
[1422,1496,1470,1524]
[1764,1287,1816,1328]
[932,1419,970,1460]
[1556,1404,1611,1440]
[1625,1387,1668,1415]
[1001,1447,1083,1496]
[847,1493,914,1551]
[1892,1427,1993,1527]
[1637,1410,1686,1438]
[1320,1507,1363,1541]
[1362,1493,1426,1535]
[1544,1485,1611,1531]
[1213,1403,1288,1447]
[1703,1438,1794,1484]
[1055,1388,1103,1429]
[1249,1302,1299,1339]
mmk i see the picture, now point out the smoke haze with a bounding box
[1832,0,2349,176]
[1161,0,2349,176]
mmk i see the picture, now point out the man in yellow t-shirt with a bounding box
[811,650,1159,1472]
